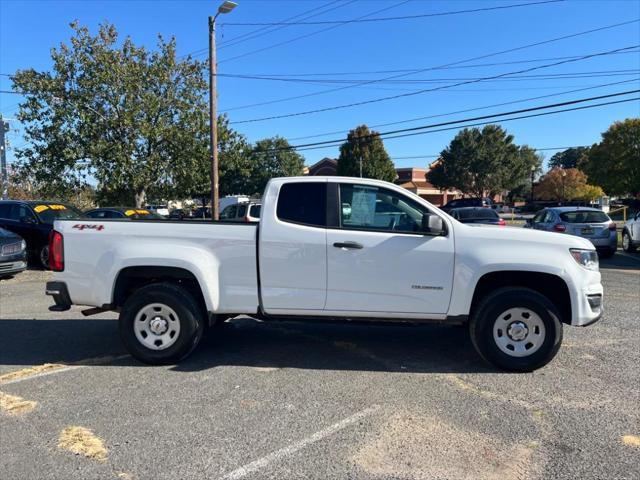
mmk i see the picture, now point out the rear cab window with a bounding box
[33,204,81,224]
[276,182,327,227]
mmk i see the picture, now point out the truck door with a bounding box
[258,180,328,312]
[325,182,454,315]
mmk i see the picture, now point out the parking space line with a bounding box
[0,391,38,415]
[219,406,379,480]
[0,355,130,386]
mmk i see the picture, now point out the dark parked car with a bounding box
[192,206,212,219]
[0,227,27,279]
[441,197,492,212]
[449,207,506,226]
[84,207,166,220]
[0,200,82,268]
[168,208,193,220]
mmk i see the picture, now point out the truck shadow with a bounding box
[0,317,496,374]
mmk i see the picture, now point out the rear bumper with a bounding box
[45,281,72,312]
[587,233,617,249]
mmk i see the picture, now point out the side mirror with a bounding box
[422,213,445,235]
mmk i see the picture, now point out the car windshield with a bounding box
[559,211,609,223]
[123,209,164,219]
[457,209,498,220]
[33,204,82,223]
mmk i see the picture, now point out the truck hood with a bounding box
[456,223,595,250]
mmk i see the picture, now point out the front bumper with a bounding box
[571,270,604,326]
[0,259,27,276]
[45,281,72,312]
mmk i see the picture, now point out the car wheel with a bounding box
[622,231,636,252]
[119,283,205,365]
[469,287,563,372]
[39,245,50,269]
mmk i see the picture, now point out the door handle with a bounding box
[333,241,363,250]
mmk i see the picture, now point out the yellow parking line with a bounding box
[0,391,37,415]
[0,363,66,385]
[622,435,640,448]
[58,426,108,461]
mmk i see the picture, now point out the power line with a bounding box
[215,0,412,64]
[261,90,639,153]
[219,49,640,77]
[229,44,639,123]
[221,19,640,113]
[390,146,587,161]
[220,1,563,25]
[219,69,640,85]
[287,78,640,141]
[179,0,346,59]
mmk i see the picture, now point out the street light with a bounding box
[209,1,237,220]
[530,165,536,203]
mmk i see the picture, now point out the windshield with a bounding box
[33,204,82,223]
[456,209,499,220]
[124,209,165,219]
[559,211,609,223]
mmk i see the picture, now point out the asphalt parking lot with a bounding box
[1,254,639,480]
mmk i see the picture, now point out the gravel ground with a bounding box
[0,256,639,480]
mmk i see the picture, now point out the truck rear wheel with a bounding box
[119,283,205,365]
[469,287,563,372]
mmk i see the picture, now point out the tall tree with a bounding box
[337,125,396,182]
[11,22,211,207]
[428,125,540,197]
[534,167,604,201]
[548,147,589,169]
[582,118,640,196]
[248,136,305,195]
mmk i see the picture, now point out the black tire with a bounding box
[622,230,636,253]
[39,245,50,269]
[119,282,205,365]
[598,248,616,259]
[469,287,563,372]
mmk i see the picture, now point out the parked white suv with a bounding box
[45,177,604,371]
[622,211,640,252]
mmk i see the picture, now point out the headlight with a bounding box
[21,240,27,251]
[570,249,599,271]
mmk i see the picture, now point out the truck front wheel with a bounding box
[469,287,563,372]
[119,283,205,365]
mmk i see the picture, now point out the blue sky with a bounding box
[1,0,639,169]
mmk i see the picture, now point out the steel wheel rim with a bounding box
[134,303,181,351]
[622,233,629,250]
[40,246,49,268]
[493,307,546,357]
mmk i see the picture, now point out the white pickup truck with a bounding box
[46,177,604,371]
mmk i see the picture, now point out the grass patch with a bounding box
[0,391,37,415]
[58,426,108,461]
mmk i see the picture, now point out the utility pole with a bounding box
[0,115,9,200]
[208,1,237,221]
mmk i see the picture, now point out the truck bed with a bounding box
[54,219,259,314]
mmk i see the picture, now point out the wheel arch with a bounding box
[470,271,572,325]
[112,266,208,315]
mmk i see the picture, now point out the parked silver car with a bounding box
[622,211,640,252]
[524,207,617,257]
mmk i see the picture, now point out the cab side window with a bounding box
[277,182,327,227]
[339,183,428,234]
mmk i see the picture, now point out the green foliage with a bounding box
[428,125,541,197]
[548,147,590,169]
[337,125,396,182]
[582,118,640,196]
[248,136,305,195]
[11,21,214,207]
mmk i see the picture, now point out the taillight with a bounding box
[49,230,64,272]
[608,222,617,231]
[498,218,506,227]
[554,223,566,232]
